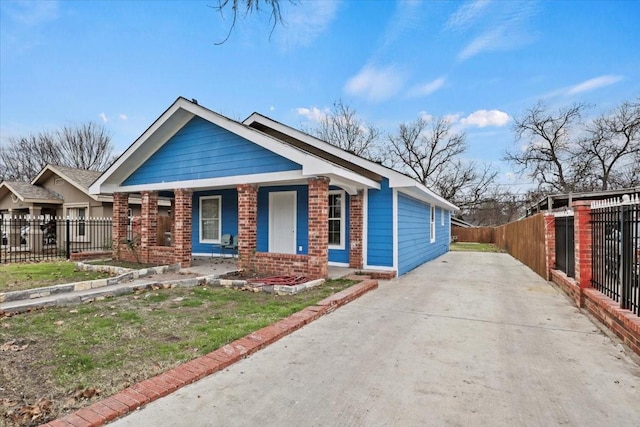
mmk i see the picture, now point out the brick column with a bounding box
[237,184,258,272]
[174,189,193,268]
[573,201,592,290]
[349,190,364,269]
[308,177,329,279]
[140,191,158,263]
[112,193,129,260]
[544,213,556,280]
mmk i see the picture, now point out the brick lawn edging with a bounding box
[40,278,378,427]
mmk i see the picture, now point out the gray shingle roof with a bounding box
[3,181,63,201]
[49,165,102,189]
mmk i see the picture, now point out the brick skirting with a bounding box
[551,269,640,356]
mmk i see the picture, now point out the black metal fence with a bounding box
[555,214,575,277]
[0,214,113,264]
[591,194,640,316]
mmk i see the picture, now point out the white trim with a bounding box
[553,210,574,217]
[328,261,349,267]
[441,207,444,226]
[328,190,346,250]
[32,165,100,201]
[362,189,368,270]
[268,191,297,254]
[199,195,222,244]
[99,171,305,194]
[430,205,436,243]
[392,188,398,272]
[362,264,397,272]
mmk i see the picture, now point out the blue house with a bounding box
[90,97,457,278]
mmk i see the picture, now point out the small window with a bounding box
[328,191,345,249]
[430,205,436,243]
[200,196,221,243]
[441,208,444,226]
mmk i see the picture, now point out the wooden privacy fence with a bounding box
[452,214,547,279]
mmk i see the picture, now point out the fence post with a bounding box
[573,201,593,301]
[544,213,556,280]
[65,218,71,260]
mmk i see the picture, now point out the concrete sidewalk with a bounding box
[108,252,640,427]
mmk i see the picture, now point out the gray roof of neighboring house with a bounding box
[45,165,103,190]
[2,181,63,201]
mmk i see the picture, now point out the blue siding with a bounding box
[367,179,393,267]
[124,117,301,185]
[397,193,449,275]
[257,186,309,254]
[192,189,238,255]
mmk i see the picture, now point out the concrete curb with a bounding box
[0,263,180,304]
[40,278,378,427]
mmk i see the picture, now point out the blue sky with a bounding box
[1,0,638,190]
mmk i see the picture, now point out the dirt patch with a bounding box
[218,270,273,280]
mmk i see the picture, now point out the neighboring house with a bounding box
[90,97,458,278]
[0,164,170,219]
[526,186,640,216]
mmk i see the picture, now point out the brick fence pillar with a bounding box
[174,188,193,268]
[544,213,556,280]
[237,184,258,271]
[349,190,364,269]
[112,192,129,260]
[573,201,592,290]
[140,191,158,263]
[308,177,329,279]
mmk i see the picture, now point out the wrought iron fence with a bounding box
[555,212,575,277]
[591,194,640,316]
[0,214,113,264]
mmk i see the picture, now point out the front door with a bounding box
[269,191,296,254]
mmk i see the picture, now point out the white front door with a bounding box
[269,191,296,254]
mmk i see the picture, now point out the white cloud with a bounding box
[119,114,128,121]
[446,0,492,30]
[566,75,623,95]
[443,113,461,124]
[418,111,434,122]
[296,107,328,123]
[408,77,446,97]
[99,113,108,123]
[277,1,339,49]
[4,0,59,26]
[460,109,510,127]
[345,65,405,102]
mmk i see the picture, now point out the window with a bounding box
[441,207,444,226]
[430,205,436,242]
[328,191,345,249]
[69,207,86,236]
[200,196,221,242]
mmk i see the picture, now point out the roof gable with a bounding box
[0,181,63,203]
[32,164,102,201]
[123,116,301,186]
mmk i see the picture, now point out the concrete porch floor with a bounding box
[186,256,358,280]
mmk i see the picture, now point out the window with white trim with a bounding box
[200,196,221,243]
[430,205,436,242]
[441,207,444,226]
[328,190,345,249]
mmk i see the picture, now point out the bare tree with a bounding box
[387,116,497,209]
[0,122,116,182]
[505,101,587,193]
[213,0,292,45]
[579,99,640,190]
[311,100,382,161]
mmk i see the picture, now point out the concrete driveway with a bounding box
[111,252,640,427]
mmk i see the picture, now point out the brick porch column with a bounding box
[544,213,556,280]
[140,191,158,263]
[573,201,592,290]
[112,192,129,260]
[349,190,364,269]
[174,188,193,268]
[237,184,258,272]
[308,176,329,279]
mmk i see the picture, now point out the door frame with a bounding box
[268,191,297,254]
